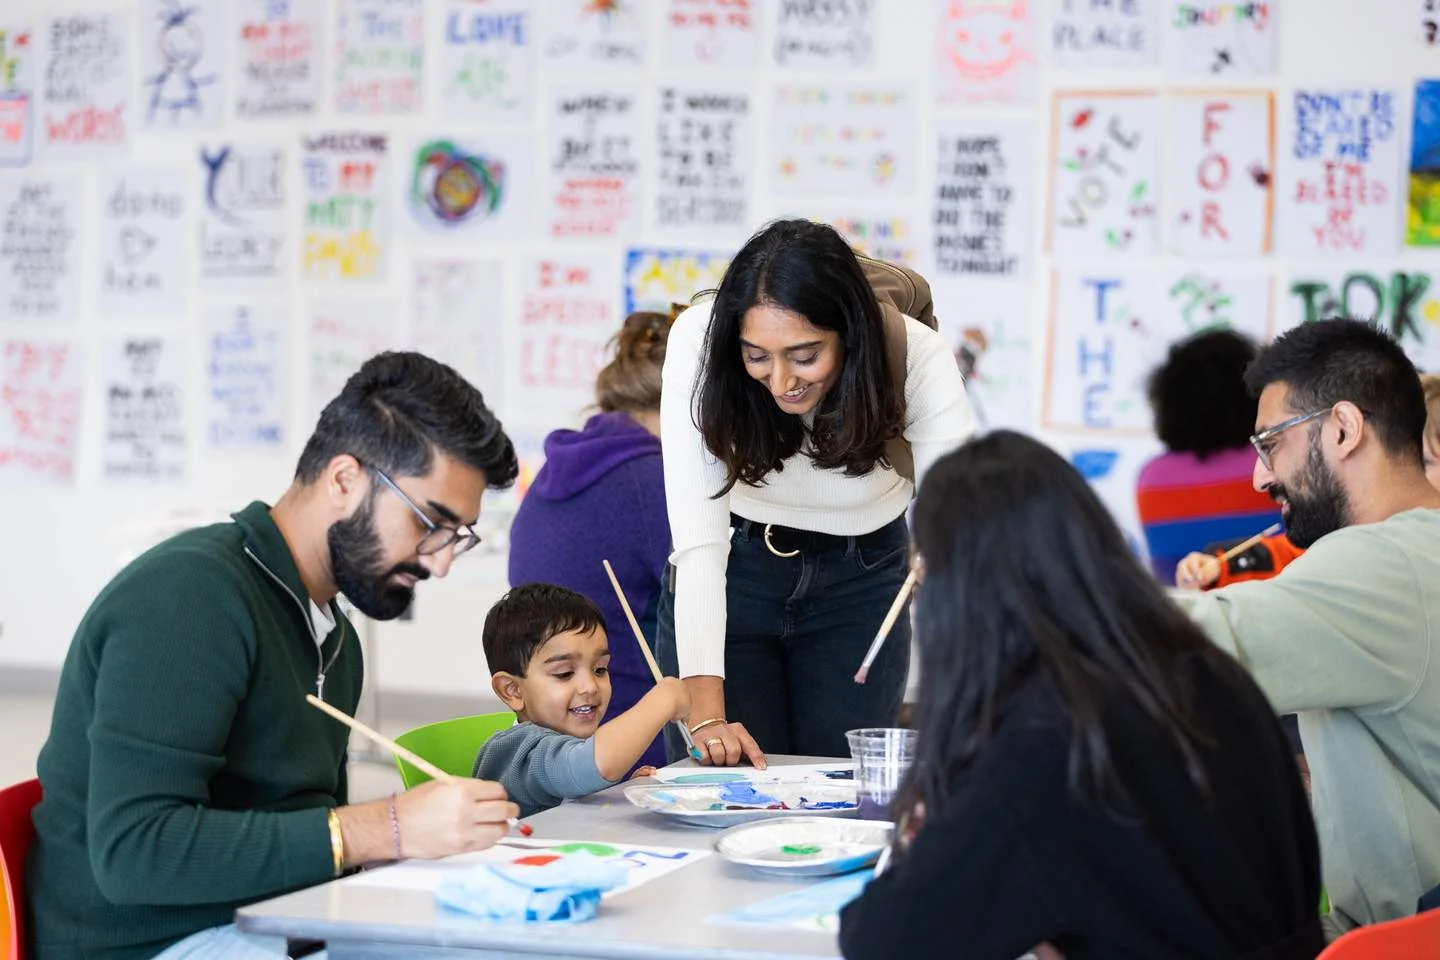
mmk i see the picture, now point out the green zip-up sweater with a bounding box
[27,502,362,960]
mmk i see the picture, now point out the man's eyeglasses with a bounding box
[366,464,482,557]
[1249,409,1329,471]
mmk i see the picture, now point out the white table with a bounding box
[235,756,853,959]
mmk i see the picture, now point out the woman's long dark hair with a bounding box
[695,219,903,495]
[899,431,1238,831]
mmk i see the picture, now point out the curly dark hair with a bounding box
[296,351,518,488]
[1147,330,1259,458]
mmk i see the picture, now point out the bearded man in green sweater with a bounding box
[27,352,522,960]
[1174,319,1440,937]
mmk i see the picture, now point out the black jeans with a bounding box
[656,513,912,760]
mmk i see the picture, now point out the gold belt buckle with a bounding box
[763,523,800,558]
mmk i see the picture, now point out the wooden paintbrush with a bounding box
[854,568,920,685]
[1178,522,1283,586]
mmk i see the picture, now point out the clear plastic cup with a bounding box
[845,727,918,821]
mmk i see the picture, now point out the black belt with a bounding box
[730,513,901,558]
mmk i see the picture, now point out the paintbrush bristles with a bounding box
[853,568,920,684]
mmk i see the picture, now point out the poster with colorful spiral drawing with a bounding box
[1407,80,1440,247]
[0,24,35,166]
[543,0,648,69]
[1048,92,1159,258]
[405,134,535,237]
[1165,92,1274,257]
[1044,266,1272,433]
[138,0,227,132]
[770,86,916,198]
[440,0,535,122]
[1165,0,1275,78]
[935,0,1037,105]
[1277,89,1401,257]
[301,132,388,282]
[343,840,710,896]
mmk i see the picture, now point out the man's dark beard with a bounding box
[1271,438,1350,549]
[328,496,430,620]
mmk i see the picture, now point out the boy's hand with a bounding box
[1175,552,1221,589]
[658,676,691,721]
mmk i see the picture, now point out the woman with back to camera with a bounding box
[655,218,973,764]
[839,431,1324,960]
[508,310,673,771]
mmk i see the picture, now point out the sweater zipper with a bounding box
[243,545,347,702]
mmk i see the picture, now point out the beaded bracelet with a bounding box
[387,792,403,860]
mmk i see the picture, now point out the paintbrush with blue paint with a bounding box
[602,559,705,762]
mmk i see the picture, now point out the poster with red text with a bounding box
[1166,92,1274,256]
[662,0,761,71]
[547,85,642,239]
[41,12,131,159]
[0,338,82,484]
[936,0,1037,104]
[513,254,620,427]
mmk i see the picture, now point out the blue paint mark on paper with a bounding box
[1071,449,1119,481]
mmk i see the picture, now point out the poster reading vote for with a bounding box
[0,175,81,324]
[516,254,620,424]
[1045,266,1272,432]
[302,132,388,282]
[1165,0,1275,77]
[440,0,535,122]
[623,247,730,314]
[654,85,751,233]
[199,142,288,288]
[41,12,131,158]
[137,0,226,132]
[936,0,1037,105]
[103,336,187,482]
[234,0,323,119]
[0,24,36,166]
[543,0,648,68]
[1278,89,1401,257]
[97,166,188,319]
[548,87,641,239]
[412,259,506,404]
[0,338,82,484]
[934,120,1034,278]
[771,86,916,198]
[207,303,286,450]
[1166,92,1274,256]
[1051,0,1158,69]
[1048,91,1159,257]
[774,0,874,69]
[662,0,761,71]
[334,0,424,114]
[1407,80,1440,247]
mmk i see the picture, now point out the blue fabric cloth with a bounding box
[435,855,630,923]
[509,412,669,771]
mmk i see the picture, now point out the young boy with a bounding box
[474,583,691,817]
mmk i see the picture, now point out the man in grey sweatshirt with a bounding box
[1173,319,1440,934]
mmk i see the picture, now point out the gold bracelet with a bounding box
[326,808,345,876]
[688,717,726,736]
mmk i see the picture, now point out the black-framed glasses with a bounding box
[366,464,482,557]
[1249,409,1329,471]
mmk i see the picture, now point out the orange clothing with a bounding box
[1206,534,1305,588]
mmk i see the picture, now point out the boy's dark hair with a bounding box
[1147,329,1259,458]
[1245,319,1425,464]
[483,584,606,677]
[296,351,519,487]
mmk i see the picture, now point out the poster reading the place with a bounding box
[1048,91,1160,257]
[1166,92,1274,256]
[1277,89,1402,257]
[1051,0,1158,69]
[308,297,400,426]
[935,0,1036,104]
[412,258,507,404]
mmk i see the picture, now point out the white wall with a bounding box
[1,0,1434,700]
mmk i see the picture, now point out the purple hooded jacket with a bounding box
[507,412,670,769]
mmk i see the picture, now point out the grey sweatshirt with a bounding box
[473,722,617,818]
[1174,508,1440,930]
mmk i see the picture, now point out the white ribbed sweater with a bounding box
[659,302,975,678]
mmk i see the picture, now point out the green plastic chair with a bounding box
[392,712,515,789]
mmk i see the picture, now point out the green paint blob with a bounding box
[781,844,822,856]
[553,842,620,857]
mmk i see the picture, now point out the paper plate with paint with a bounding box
[623,782,859,827]
[715,817,892,877]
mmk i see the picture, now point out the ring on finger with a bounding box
[704,737,724,749]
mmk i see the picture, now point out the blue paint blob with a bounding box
[717,782,782,807]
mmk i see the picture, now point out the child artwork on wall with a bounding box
[41,12,131,159]
[661,0,761,71]
[1164,0,1275,78]
[1048,91,1160,257]
[0,338,82,484]
[547,85,642,239]
[333,0,424,115]
[439,0,535,121]
[301,132,389,281]
[404,133,537,238]
[770,86,917,198]
[623,247,730,314]
[1407,79,1440,247]
[233,0,324,120]
[773,0,874,69]
[1285,268,1440,372]
[935,0,1037,104]
[543,0,649,69]
[0,24,36,166]
[138,0,226,131]
[1050,0,1158,69]
[1166,92,1274,256]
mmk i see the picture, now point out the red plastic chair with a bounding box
[0,778,41,960]
[1317,908,1440,959]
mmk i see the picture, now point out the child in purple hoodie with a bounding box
[508,311,673,770]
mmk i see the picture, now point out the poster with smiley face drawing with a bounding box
[936,0,1037,104]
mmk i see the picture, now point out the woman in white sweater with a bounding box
[655,219,975,763]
